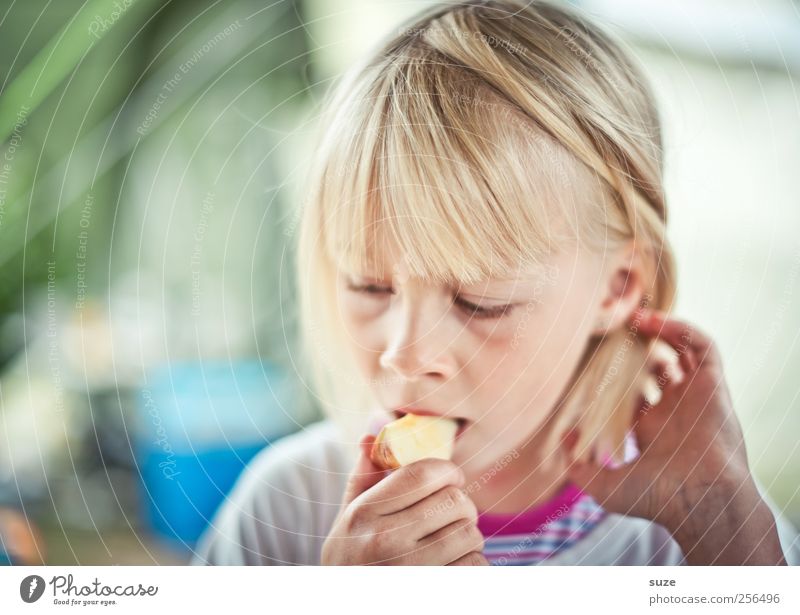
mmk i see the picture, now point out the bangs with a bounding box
[317,48,591,286]
[297,0,675,463]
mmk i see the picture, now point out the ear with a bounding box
[591,239,644,336]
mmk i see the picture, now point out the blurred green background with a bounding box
[0,0,798,564]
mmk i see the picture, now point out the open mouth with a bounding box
[391,409,470,439]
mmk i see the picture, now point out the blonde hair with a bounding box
[294,0,675,465]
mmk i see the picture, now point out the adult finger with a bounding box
[637,312,719,372]
[644,355,684,400]
[649,338,685,384]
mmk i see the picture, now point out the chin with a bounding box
[453,437,523,479]
[452,442,494,475]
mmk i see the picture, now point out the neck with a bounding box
[466,422,573,515]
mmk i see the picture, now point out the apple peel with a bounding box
[369,414,458,470]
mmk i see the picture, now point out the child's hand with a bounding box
[567,309,786,564]
[321,435,488,565]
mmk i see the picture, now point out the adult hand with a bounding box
[567,309,786,565]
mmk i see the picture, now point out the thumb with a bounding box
[341,434,387,507]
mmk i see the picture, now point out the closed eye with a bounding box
[345,280,514,319]
[453,296,515,319]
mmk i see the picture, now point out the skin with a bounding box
[335,237,641,509]
[321,237,786,565]
[568,309,786,565]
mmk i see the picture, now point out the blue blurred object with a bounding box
[135,360,300,548]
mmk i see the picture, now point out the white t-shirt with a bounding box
[191,419,800,565]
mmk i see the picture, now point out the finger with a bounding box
[341,435,388,507]
[646,357,683,395]
[394,484,478,540]
[416,518,485,565]
[629,305,686,367]
[355,458,465,515]
[638,311,719,371]
[640,375,663,410]
[448,551,490,566]
[637,315,695,374]
[649,338,685,384]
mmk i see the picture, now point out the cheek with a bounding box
[337,297,385,370]
[480,305,591,411]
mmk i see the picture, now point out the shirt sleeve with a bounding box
[189,420,346,566]
[190,439,316,565]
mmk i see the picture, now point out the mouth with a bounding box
[391,408,470,440]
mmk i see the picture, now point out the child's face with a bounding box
[336,238,624,476]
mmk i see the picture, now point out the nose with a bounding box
[378,294,457,382]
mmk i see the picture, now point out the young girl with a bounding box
[192,0,799,565]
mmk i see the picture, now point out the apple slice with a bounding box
[370,414,458,470]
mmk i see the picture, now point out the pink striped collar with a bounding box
[477,482,584,537]
[474,435,639,539]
